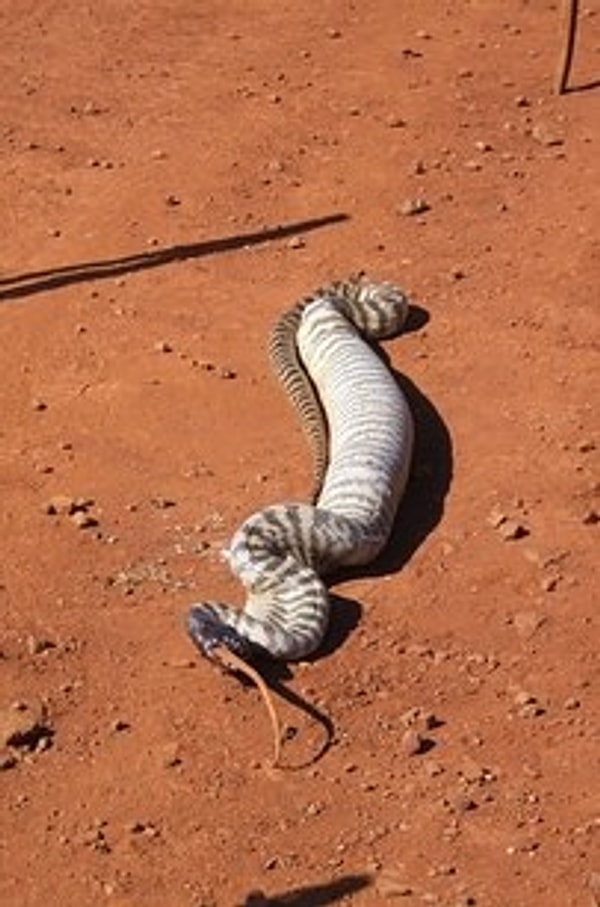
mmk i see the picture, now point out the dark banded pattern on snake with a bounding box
[268,277,411,502]
[187,278,414,662]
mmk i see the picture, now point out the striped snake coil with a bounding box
[187,277,414,662]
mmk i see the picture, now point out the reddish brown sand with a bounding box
[1,3,599,906]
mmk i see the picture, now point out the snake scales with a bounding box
[187,277,414,662]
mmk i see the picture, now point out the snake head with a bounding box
[186,606,253,666]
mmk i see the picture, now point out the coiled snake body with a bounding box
[187,278,414,662]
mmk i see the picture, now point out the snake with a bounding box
[186,276,414,664]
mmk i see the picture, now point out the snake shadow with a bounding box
[241,873,372,906]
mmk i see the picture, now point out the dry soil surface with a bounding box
[1,2,599,906]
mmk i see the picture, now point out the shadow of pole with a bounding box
[241,872,372,906]
[0,212,349,303]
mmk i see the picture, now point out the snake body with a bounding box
[187,278,414,661]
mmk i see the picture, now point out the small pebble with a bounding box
[497,519,529,541]
[531,124,564,147]
[401,728,425,756]
[581,509,599,525]
[386,114,406,128]
[0,700,51,750]
[490,509,511,532]
[446,792,477,814]
[110,719,130,733]
[577,439,596,453]
[399,198,430,216]
[150,496,176,509]
[0,749,18,771]
[540,574,560,593]
[514,690,537,707]
[69,511,99,530]
[45,494,76,516]
[26,635,56,655]
[513,611,546,638]
[376,870,413,898]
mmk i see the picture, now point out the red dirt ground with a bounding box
[1,2,599,906]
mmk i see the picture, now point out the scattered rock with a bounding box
[400,728,426,756]
[69,510,99,530]
[45,496,97,529]
[150,496,176,509]
[385,114,406,128]
[287,236,305,249]
[399,198,430,216]
[165,193,181,206]
[160,741,183,768]
[31,398,47,411]
[487,506,507,529]
[0,700,52,751]
[540,574,560,593]
[0,748,18,771]
[576,439,595,453]
[45,494,76,515]
[513,611,546,639]
[110,718,131,734]
[581,509,599,525]
[400,706,440,732]
[376,869,413,898]
[531,124,564,147]
[497,518,529,541]
[25,635,56,655]
[423,759,445,778]
[514,691,545,718]
[154,340,173,353]
[445,792,477,814]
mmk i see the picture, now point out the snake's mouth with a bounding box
[186,606,254,664]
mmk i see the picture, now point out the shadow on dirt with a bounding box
[0,213,348,303]
[240,873,372,906]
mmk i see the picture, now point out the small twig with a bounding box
[556,0,579,95]
[212,645,284,768]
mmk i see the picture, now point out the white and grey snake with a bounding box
[187,277,414,663]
